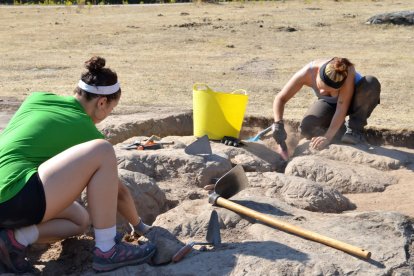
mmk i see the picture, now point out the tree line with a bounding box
[0,0,192,4]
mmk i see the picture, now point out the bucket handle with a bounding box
[193,83,247,95]
[193,83,213,92]
[231,89,247,95]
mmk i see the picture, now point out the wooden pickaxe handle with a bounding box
[216,197,371,259]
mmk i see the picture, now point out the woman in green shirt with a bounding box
[0,56,155,273]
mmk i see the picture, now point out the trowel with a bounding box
[245,125,289,161]
[172,210,221,262]
[245,125,272,142]
[184,135,212,155]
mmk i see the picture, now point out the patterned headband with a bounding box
[319,60,347,89]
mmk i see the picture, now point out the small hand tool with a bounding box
[172,210,221,263]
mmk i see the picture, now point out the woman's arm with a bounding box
[117,179,140,226]
[117,178,153,236]
[324,68,355,141]
[273,64,310,122]
[310,67,355,150]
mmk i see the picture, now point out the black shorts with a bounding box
[0,173,46,229]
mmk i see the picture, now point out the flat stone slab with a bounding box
[245,171,355,213]
[285,155,397,194]
[294,140,412,171]
[115,136,232,188]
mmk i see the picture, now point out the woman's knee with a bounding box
[88,139,117,163]
[356,76,381,105]
[362,76,381,94]
[299,123,313,139]
[90,139,115,154]
[365,75,380,85]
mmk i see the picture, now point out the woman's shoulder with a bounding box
[25,92,59,101]
[26,92,74,102]
[22,93,81,112]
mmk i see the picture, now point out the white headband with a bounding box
[78,80,120,95]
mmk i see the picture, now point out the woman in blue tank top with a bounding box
[272,57,380,150]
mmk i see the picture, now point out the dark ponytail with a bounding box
[74,56,121,102]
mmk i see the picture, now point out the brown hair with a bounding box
[74,56,121,102]
[320,57,354,89]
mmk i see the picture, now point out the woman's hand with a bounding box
[310,136,330,150]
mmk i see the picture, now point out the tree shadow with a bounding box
[166,240,310,275]
[167,233,384,274]
[239,141,288,172]
[220,240,309,262]
[232,199,292,217]
[212,199,385,268]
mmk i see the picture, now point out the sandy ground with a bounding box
[0,1,413,130]
[346,163,414,218]
[0,113,11,130]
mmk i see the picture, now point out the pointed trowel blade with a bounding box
[206,210,221,246]
[185,135,212,155]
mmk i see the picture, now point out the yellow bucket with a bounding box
[193,83,248,140]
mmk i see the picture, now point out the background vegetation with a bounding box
[4,0,193,4]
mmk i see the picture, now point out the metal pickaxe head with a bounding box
[208,165,249,205]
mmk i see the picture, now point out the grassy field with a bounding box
[0,0,413,130]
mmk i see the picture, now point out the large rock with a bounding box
[115,137,232,188]
[285,155,397,193]
[118,169,167,225]
[79,169,167,226]
[97,111,192,145]
[245,172,355,213]
[138,226,185,265]
[366,11,414,25]
[153,200,224,237]
[294,141,411,171]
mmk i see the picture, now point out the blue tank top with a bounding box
[309,61,363,104]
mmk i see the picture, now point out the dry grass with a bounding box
[0,0,413,130]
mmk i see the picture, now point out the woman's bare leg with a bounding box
[36,201,90,244]
[38,139,118,229]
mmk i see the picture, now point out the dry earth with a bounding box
[2,110,413,275]
[0,1,414,275]
[0,0,413,129]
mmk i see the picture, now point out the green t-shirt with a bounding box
[0,92,104,203]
